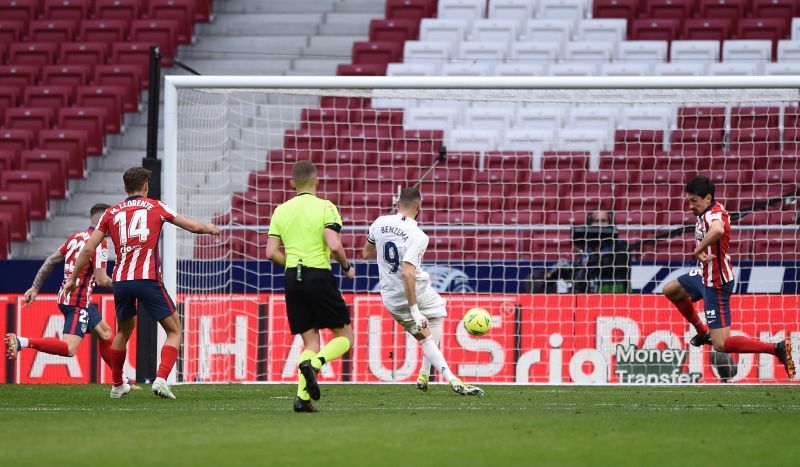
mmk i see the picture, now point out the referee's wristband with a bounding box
[342,263,351,272]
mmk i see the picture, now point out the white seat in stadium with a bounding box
[600,62,651,76]
[417,99,468,113]
[575,19,626,44]
[564,41,615,63]
[722,40,772,63]
[524,19,573,43]
[465,107,514,130]
[420,19,469,43]
[538,0,586,22]
[568,106,617,130]
[447,128,501,152]
[554,128,611,152]
[441,62,493,75]
[495,63,546,76]
[652,62,707,76]
[470,19,520,43]
[404,107,460,130]
[707,62,761,76]
[765,62,800,76]
[387,63,440,76]
[620,105,675,130]
[501,129,553,155]
[488,0,538,27]
[515,106,569,129]
[548,63,598,76]
[438,0,486,20]
[509,41,560,62]
[456,41,507,61]
[777,40,800,61]
[670,40,720,62]
[615,41,668,62]
[793,17,800,40]
[403,41,453,64]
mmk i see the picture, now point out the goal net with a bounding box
[164,76,799,385]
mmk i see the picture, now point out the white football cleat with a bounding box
[450,379,485,396]
[151,377,176,399]
[110,383,131,399]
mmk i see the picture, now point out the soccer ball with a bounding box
[463,308,492,336]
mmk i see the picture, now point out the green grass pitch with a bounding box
[1,384,798,467]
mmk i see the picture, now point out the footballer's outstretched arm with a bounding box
[171,214,220,235]
[64,229,106,295]
[23,249,65,306]
[265,236,286,267]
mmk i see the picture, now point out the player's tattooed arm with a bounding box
[24,249,65,306]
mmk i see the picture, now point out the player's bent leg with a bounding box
[407,325,484,396]
[62,334,83,357]
[665,277,710,346]
[709,327,731,353]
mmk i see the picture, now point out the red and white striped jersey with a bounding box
[694,201,735,287]
[96,195,177,282]
[58,228,108,307]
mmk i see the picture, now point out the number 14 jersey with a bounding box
[96,195,177,283]
[368,214,442,313]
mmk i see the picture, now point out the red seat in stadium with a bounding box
[369,19,419,42]
[58,107,106,155]
[0,129,34,157]
[584,169,637,184]
[38,129,88,179]
[352,41,404,67]
[0,0,38,26]
[0,191,31,241]
[0,65,40,89]
[94,64,142,112]
[4,107,54,138]
[79,19,128,43]
[75,85,125,133]
[337,126,392,151]
[0,149,16,171]
[750,0,797,28]
[110,42,153,87]
[541,151,590,171]
[19,149,69,198]
[613,129,663,156]
[8,42,59,66]
[528,169,576,184]
[28,19,77,42]
[337,64,387,76]
[529,234,573,261]
[0,170,50,220]
[283,129,335,151]
[488,210,545,225]
[440,151,479,168]
[730,106,780,129]
[352,108,404,127]
[484,151,532,170]
[737,18,786,44]
[148,0,195,45]
[473,168,525,184]
[390,129,443,154]
[646,0,694,21]
[385,0,435,21]
[728,129,780,155]
[432,209,489,225]
[95,0,140,23]
[0,20,25,42]
[60,42,109,66]
[0,212,11,259]
[246,170,292,192]
[632,18,681,40]
[472,234,523,261]
[682,18,732,41]
[194,0,211,23]
[41,64,92,87]
[698,0,747,28]
[753,233,800,261]
[592,0,638,29]
[43,0,91,22]
[299,108,351,134]
[678,107,726,130]
[752,170,799,185]
[23,85,72,110]
[129,20,179,62]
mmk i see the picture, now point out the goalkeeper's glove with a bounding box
[410,304,429,330]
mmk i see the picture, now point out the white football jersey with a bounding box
[367,214,445,315]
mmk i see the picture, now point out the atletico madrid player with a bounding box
[64,167,219,399]
[663,176,795,379]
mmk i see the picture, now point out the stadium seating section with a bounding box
[0,0,211,257]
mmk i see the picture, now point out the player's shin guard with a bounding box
[672,297,708,336]
[28,338,70,356]
[722,336,775,354]
[156,345,179,380]
[420,335,457,382]
[311,336,351,370]
[419,318,444,378]
[297,349,316,401]
[109,348,127,387]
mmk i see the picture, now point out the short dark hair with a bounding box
[685,175,715,200]
[123,167,151,194]
[90,203,110,218]
[398,187,421,208]
[292,160,317,188]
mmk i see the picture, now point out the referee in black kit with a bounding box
[265,160,356,413]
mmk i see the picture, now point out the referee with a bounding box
[265,160,355,413]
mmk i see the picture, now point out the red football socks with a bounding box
[672,297,709,335]
[98,338,113,369]
[156,345,179,380]
[723,336,775,354]
[110,348,127,387]
[28,338,70,356]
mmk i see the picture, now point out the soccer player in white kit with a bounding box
[363,187,484,396]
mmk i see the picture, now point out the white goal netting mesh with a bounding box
[172,85,799,385]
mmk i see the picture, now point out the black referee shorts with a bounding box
[284,266,350,335]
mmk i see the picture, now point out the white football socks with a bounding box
[420,335,456,382]
[18,337,29,348]
[418,318,443,378]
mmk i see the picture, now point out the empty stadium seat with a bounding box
[75,85,126,133]
[707,62,760,75]
[494,63,546,75]
[508,41,560,62]
[722,40,772,63]
[600,62,652,75]
[369,19,420,42]
[19,149,69,199]
[456,41,507,61]
[471,19,519,43]
[0,211,10,258]
[0,65,40,89]
[4,107,53,138]
[438,0,485,19]
[110,42,153,87]
[58,107,107,156]
[8,42,59,66]
[653,62,707,75]
[60,42,108,66]
[148,0,195,45]
[488,0,537,27]
[670,40,720,62]
[352,41,404,67]
[95,0,140,22]
[682,18,731,41]
[386,0,436,21]
[524,19,572,42]
[420,18,469,43]
[616,40,668,61]
[387,62,439,76]
[501,129,553,153]
[79,19,128,43]
[41,64,91,87]
[403,40,453,64]
[0,170,50,220]
[0,20,25,43]
[548,63,598,76]
[0,149,15,171]
[0,191,31,241]
[28,19,77,42]
[777,40,800,61]
[23,85,72,110]
[538,0,585,21]
[0,129,34,157]
[575,19,626,43]
[592,0,638,28]
[698,0,746,27]
[564,41,615,62]
[631,19,680,41]
[129,19,179,61]
[38,129,87,178]
[44,0,90,21]
[0,0,38,26]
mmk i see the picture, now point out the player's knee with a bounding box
[66,344,79,357]
[712,337,726,352]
